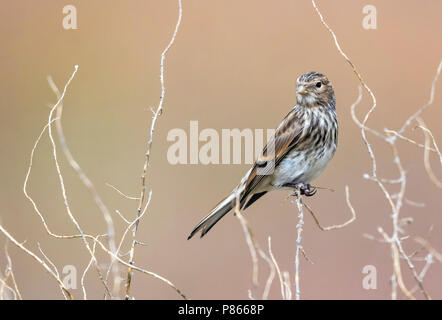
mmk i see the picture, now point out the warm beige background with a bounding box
[0,0,441,299]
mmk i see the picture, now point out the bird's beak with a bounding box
[297,86,308,95]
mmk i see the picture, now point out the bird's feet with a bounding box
[299,183,317,197]
[284,182,317,197]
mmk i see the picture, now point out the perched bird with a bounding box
[188,72,338,239]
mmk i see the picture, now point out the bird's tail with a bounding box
[187,193,236,239]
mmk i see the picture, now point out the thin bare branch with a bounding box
[234,190,259,288]
[303,185,356,231]
[81,236,102,300]
[47,75,119,295]
[396,239,431,300]
[0,278,16,300]
[415,126,442,164]
[415,237,442,263]
[106,183,140,200]
[416,118,442,188]
[91,235,187,299]
[258,241,275,300]
[106,191,152,291]
[0,225,74,300]
[397,61,442,136]
[384,129,437,153]
[4,244,22,300]
[37,243,68,300]
[312,0,396,216]
[268,237,285,300]
[378,228,415,300]
[46,66,112,298]
[282,271,292,300]
[293,192,304,300]
[126,0,183,299]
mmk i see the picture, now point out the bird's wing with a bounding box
[241,108,304,204]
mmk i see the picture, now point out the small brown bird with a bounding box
[188,72,338,239]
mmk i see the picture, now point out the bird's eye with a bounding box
[315,82,322,88]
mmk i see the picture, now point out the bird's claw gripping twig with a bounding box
[299,183,317,197]
[285,183,317,197]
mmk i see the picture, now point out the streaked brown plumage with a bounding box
[188,72,338,239]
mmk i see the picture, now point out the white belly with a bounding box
[271,144,336,188]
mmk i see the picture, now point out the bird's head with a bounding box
[296,72,335,109]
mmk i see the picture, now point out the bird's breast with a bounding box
[272,111,337,188]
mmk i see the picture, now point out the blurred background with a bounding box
[0,0,441,299]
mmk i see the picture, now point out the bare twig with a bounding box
[81,235,102,300]
[378,228,415,300]
[3,244,22,300]
[106,183,140,200]
[24,118,100,240]
[415,118,442,188]
[91,234,187,299]
[268,237,285,300]
[282,271,292,300]
[106,190,152,291]
[47,74,119,297]
[313,0,440,300]
[404,199,426,208]
[36,243,68,300]
[258,242,275,300]
[0,225,74,300]
[396,239,431,300]
[293,192,304,300]
[415,125,442,164]
[312,0,397,216]
[0,278,16,300]
[396,61,442,136]
[350,85,385,139]
[415,237,442,263]
[114,210,131,224]
[46,66,112,298]
[303,186,356,231]
[25,68,113,297]
[125,0,183,299]
[384,129,437,153]
[234,191,259,288]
